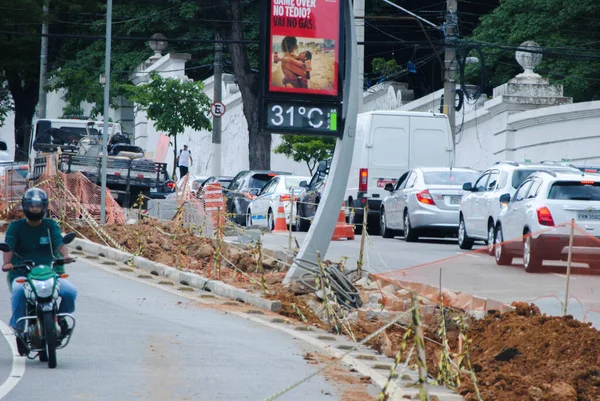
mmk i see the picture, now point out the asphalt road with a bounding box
[0,259,352,401]
[252,231,600,326]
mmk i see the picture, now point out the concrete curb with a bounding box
[70,238,281,312]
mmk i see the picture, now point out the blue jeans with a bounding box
[10,277,78,329]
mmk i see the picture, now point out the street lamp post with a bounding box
[100,0,112,225]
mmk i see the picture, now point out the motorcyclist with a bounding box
[2,188,77,356]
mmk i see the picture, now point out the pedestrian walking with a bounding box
[177,144,193,178]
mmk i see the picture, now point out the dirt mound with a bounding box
[456,302,600,401]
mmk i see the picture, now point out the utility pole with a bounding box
[443,0,458,150]
[354,0,365,112]
[211,33,223,176]
[100,0,112,225]
[37,0,50,119]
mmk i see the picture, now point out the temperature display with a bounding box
[264,102,341,137]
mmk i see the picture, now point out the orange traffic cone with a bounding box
[332,204,355,240]
[272,196,288,233]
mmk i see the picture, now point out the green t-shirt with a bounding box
[4,218,65,284]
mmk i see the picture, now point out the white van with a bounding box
[345,110,454,234]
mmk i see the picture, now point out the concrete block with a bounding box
[74,238,282,313]
[237,229,261,244]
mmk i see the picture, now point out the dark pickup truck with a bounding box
[31,153,171,208]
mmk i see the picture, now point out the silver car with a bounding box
[380,167,481,241]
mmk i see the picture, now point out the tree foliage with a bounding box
[274,135,336,174]
[466,0,600,101]
[45,0,270,169]
[0,80,12,127]
[371,57,401,78]
[121,72,212,176]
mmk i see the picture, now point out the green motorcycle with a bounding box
[0,232,76,369]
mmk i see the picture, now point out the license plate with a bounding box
[578,212,600,220]
[449,196,462,205]
[150,187,157,193]
[377,179,395,188]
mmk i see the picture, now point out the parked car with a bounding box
[225,170,292,226]
[246,175,311,230]
[494,170,600,272]
[379,167,480,241]
[295,160,330,232]
[195,176,234,199]
[147,172,176,200]
[458,161,581,253]
[345,110,454,235]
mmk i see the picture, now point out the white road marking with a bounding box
[0,319,25,399]
[456,252,480,258]
[551,273,576,280]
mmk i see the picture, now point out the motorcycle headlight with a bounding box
[32,278,55,298]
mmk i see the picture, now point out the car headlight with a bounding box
[32,278,56,298]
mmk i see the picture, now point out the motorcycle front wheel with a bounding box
[42,312,57,369]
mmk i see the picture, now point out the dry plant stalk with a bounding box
[436,300,459,389]
[455,316,482,401]
[256,240,269,294]
[291,303,307,323]
[356,204,368,278]
[411,293,430,401]
[213,206,223,280]
[379,324,413,401]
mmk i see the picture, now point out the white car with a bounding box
[246,175,310,230]
[458,161,581,254]
[494,170,600,272]
[380,167,480,241]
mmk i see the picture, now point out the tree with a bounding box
[466,0,600,101]
[371,57,401,78]
[0,79,12,127]
[45,0,270,169]
[211,0,270,170]
[0,0,106,159]
[274,135,336,174]
[121,72,212,177]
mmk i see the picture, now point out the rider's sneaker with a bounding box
[58,317,71,338]
[16,337,29,357]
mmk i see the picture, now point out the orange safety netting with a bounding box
[370,220,600,325]
[35,155,125,225]
[0,164,29,210]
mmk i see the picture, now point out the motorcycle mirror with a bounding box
[62,233,77,245]
[0,243,12,253]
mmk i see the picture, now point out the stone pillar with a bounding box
[492,41,572,109]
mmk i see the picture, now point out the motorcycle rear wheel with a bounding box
[42,312,57,369]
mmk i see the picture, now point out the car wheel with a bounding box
[523,233,542,273]
[494,225,512,266]
[246,209,253,227]
[458,217,474,250]
[296,207,310,232]
[380,208,394,239]
[403,211,418,242]
[267,209,274,231]
[487,222,495,255]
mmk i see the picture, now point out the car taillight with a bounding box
[166,182,176,189]
[280,194,291,201]
[137,174,144,179]
[416,190,435,205]
[537,207,555,226]
[359,168,368,192]
[114,171,121,177]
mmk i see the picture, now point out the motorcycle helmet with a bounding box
[22,188,49,221]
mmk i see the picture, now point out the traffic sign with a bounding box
[211,102,226,118]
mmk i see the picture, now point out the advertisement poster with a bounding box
[269,0,340,96]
